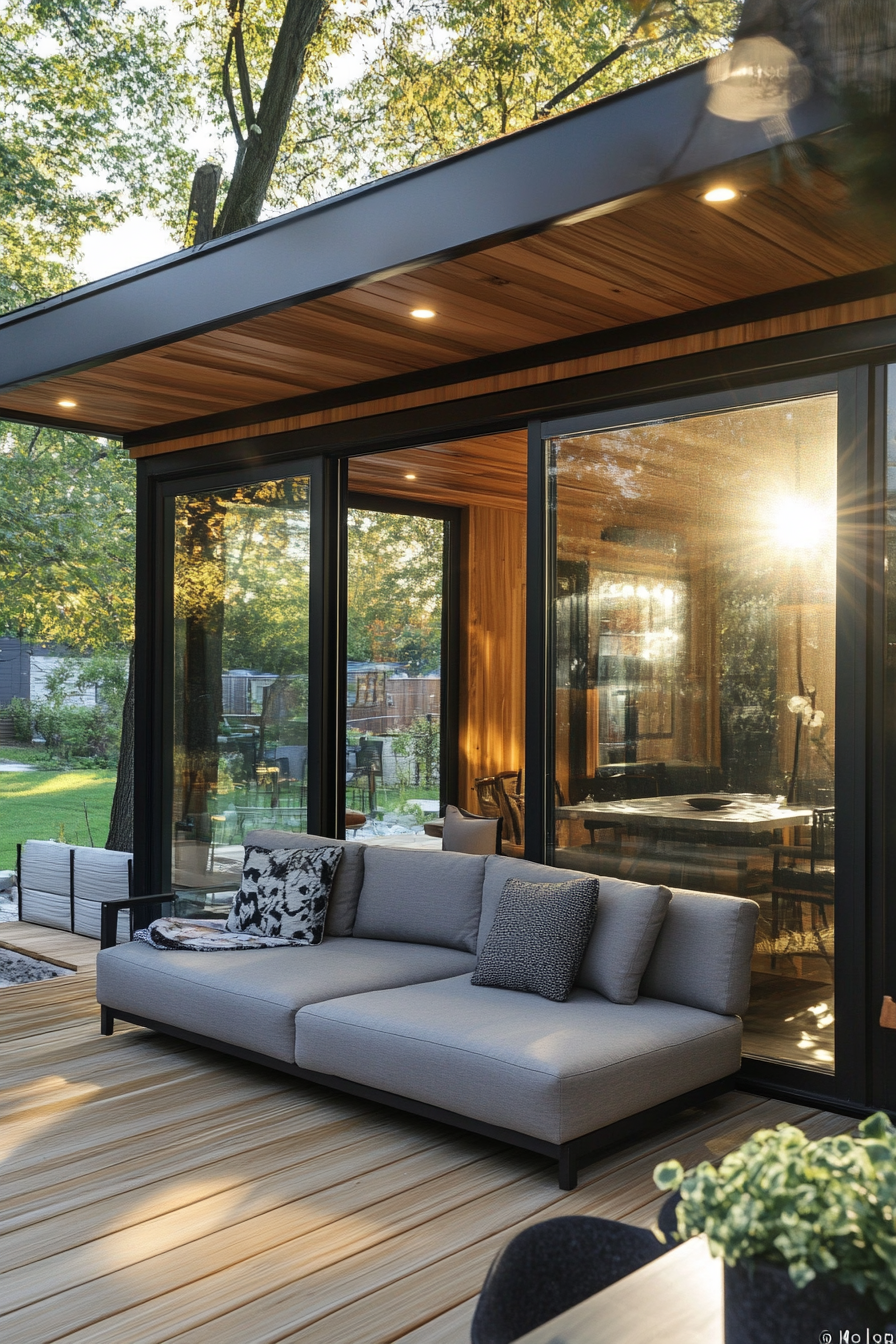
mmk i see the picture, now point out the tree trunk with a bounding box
[177,497,226,850]
[185,162,223,246]
[214,0,329,238]
[106,644,135,852]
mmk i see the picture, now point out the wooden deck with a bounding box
[0,926,853,1344]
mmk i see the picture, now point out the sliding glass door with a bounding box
[170,474,312,906]
[544,385,839,1073]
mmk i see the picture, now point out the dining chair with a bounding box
[769,806,834,971]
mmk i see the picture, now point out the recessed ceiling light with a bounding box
[410,308,436,319]
[58,399,77,408]
[703,186,738,203]
[404,473,417,480]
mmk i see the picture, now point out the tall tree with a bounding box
[179,0,374,237]
[0,0,197,312]
[181,0,742,238]
[347,0,740,173]
[0,423,136,846]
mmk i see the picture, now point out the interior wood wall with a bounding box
[458,506,526,808]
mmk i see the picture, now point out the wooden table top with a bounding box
[516,1236,722,1343]
[556,793,813,834]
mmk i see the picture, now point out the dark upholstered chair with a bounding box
[470,1200,680,1343]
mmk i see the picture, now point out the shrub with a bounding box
[7,697,33,743]
[15,698,119,764]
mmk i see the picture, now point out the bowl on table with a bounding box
[686,797,732,811]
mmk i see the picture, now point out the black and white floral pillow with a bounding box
[225,844,343,943]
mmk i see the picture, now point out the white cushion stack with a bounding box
[19,840,132,943]
[73,847,131,943]
[19,840,73,931]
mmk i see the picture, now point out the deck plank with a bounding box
[0,967,854,1344]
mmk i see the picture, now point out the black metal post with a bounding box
[524,417,549,861]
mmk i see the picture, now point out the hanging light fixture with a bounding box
[706,36,811,142]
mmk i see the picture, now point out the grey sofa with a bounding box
[95,831,758,1188]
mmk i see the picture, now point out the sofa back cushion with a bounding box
[640,887,759,1017]
[243,830,365,937]
[352,847,486,953]
[576,876,671,1004]
[478,856,670,1004]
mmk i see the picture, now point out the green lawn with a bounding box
[0,769,117,869]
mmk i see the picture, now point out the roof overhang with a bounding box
[0,59,845,419]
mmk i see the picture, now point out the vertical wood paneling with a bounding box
[459,507,527,807]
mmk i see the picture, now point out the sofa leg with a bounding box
[558,1148,578,1190]
[100,1006,115,1036]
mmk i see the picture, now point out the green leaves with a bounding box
[0,0,197,309]
[0,423,135,651]
[347,510,443,675]
[333,0,740,181]
[653,1159,684,1190]
[653,1114,896,1310]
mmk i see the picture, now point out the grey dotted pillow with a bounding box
[226,844,343,943]
[472,875,600,1002]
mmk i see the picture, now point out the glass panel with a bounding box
[345,507,444,836]
[550,395,837,1072]
[172,476,311,908]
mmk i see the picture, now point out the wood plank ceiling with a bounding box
[348,432,527,512]
[1,165,889,435]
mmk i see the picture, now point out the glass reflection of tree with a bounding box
[174,493,228,848]
[174,478,310,857]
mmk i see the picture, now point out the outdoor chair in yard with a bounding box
[346,738,384,813]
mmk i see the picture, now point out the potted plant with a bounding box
[654,1113,896,1343]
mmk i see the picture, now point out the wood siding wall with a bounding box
[459,506,526,808]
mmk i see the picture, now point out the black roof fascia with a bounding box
[0,60,842,398]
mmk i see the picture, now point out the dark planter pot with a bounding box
[724,1259,889,1344]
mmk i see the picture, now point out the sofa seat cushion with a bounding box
[293,974,742,1145]
[96,938,475,1063]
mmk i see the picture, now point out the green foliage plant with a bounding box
[0,0,197,311]
[653,1113,896,1311]
[344,0,740,179]
[7,696,33,744]
[392,715,440,788]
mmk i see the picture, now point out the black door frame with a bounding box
[134,452,340,895]
[135,314,896,1116]
[529,371,876,1111]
